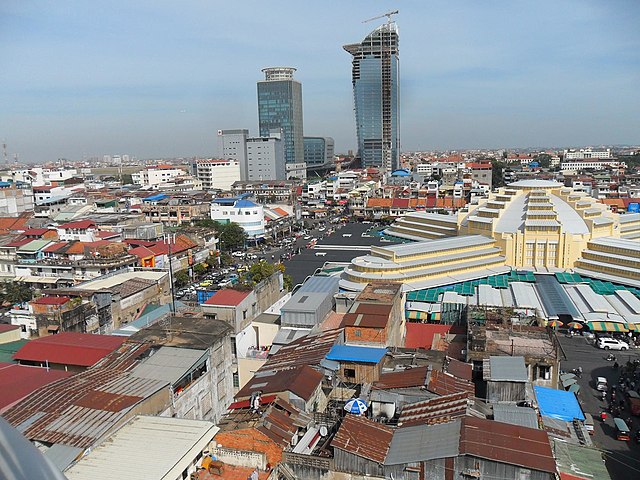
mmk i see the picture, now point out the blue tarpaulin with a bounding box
[534,386,585,421]
[326,345,387,364]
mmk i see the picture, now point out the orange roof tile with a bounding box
[366,198,392,208]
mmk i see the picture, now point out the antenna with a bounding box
[362,10,399,24]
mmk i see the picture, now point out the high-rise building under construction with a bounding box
[344,21,399,172]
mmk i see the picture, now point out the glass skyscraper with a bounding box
[344,22,399,171]
[257,67,304,165]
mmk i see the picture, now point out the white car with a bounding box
[315,252,327,257]
[597,337,628,351]
[342,233,352,237]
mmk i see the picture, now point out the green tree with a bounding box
[283,274,293,292]
[2,282,33,304]
[246,261,276,284]
[491,160,506,188]
[219,223,248,251]
[121,173,133,185]
[175,271,190,287]
[533,153,552,168]
[193,219,217,229]
[219,252,233,267]
[193,263,207,276]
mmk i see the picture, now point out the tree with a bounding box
[193,219,218,229]
[219,252,233,267]
[218,223,248,251]
[491,160,506,188]
[1,282,33,304]
[283,274,293,292]
[193,263,207,276]
[534,153,552,169]
[246,261,276,284]
[175,271,190,287]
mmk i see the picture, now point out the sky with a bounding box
[1,0,639,163]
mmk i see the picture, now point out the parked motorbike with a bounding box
[572,367,583,378]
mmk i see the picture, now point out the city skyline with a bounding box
[1,1,639,163]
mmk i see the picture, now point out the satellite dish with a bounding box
[319,425,328,437]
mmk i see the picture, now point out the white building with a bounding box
[193,159,241,191]
[560,159,626,171]
[0,184,34,216]
[286,162,307,180]
[131,166,186,187]
[563,148,612,160]
[218,129,249,181]
[246,135,285,181]
[210,198,265,240]
[64,416,219,480]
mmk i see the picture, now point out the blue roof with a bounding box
[391,169,411,177]
[534,386,585,421]
[142,193,168,202]
[326,345,387,364]
[234,199,257,208]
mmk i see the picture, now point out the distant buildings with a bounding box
[246,133,286,181]
[344,21,400,172]
[304,136,335,168]
[131,165,186,188]
[210,197,265,240]
[192,158,241,191]
[258,67,305,166]
[217,128,249,180]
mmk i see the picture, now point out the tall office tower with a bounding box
[257,67,304,165]
[218,129,249,180]
[344,22,400,172]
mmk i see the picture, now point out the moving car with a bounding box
[342,233,352,237]
[596,377,608,392]
[315,252,327,256]
[597,337,629,350]
[614,417,631,441]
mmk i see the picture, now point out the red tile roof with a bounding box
[57,220,96,230]
[32,296,71,306]
[43,241,69,253]
[0,215,31,234]
[13,332,126,367]
[272,207,289,217]
[405,323,452,349]
[6,238,32,248]
[0,362,72,412]
[204,289,250,307]
[460,416,556,474]
[391,198,410,208]
[128,245,156,259]
[22,228,49,236]
[331,414,393,463]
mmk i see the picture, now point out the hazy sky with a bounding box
[1,1,639,163]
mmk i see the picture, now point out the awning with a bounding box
[561,376,578,388]
[587,321,628,332]
[15,276,61,284]
[627,324,639,332]
[406,310,429,320]
[568,384,581,394]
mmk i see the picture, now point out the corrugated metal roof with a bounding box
[331,414,393,464]
[3,342,170,449]
[373,366,429,390]
[535,274,582,319]
[235,364,323,401]
[296,275,341,293]
[64,416,219,480]
[385,419,461,465]
[493,404,539,429]
[460,416,556,474]
[552,439,611,480]
[131,346,208,386]
[428,370,475,396]
[43,443,83,471]
[487,356,528,382]
[264,328,341,371]
[398,392,471,428]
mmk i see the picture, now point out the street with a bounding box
[559,335,640,480]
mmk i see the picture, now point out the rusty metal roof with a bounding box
[428,370,475,397]
[444,357,473,381]
[2,342,170,449]
[373,366,430,390]
[398,392,472,428]
[460,416,556,474]
[263,328,342,372]
[235,364,323,402]
[331,415,393,464]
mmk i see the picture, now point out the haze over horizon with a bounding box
[1,0,639,163]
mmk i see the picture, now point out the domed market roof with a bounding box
[508,179,564,188]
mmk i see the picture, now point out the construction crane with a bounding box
[362,10,398,24]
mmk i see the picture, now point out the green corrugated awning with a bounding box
[406,310,428,320]
[587,321,628,332]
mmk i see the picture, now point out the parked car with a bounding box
[342,233,352,237]
[315,252,327,257]
[597,337,629,350]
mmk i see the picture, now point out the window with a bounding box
[354,329,361,337]
[536,364,551,381]
[233,372,240,388]
[344,368,356,378]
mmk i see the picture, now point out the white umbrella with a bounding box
[344,398,368,415]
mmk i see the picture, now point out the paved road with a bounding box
[559,335,640,480]
[274,222,399,286]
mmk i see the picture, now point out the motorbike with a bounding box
[606,354,617,362]
[572,367,583,378]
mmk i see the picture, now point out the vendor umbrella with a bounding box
[568,322,584,329]
[547,320,563,328]
[344,398,368,415]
